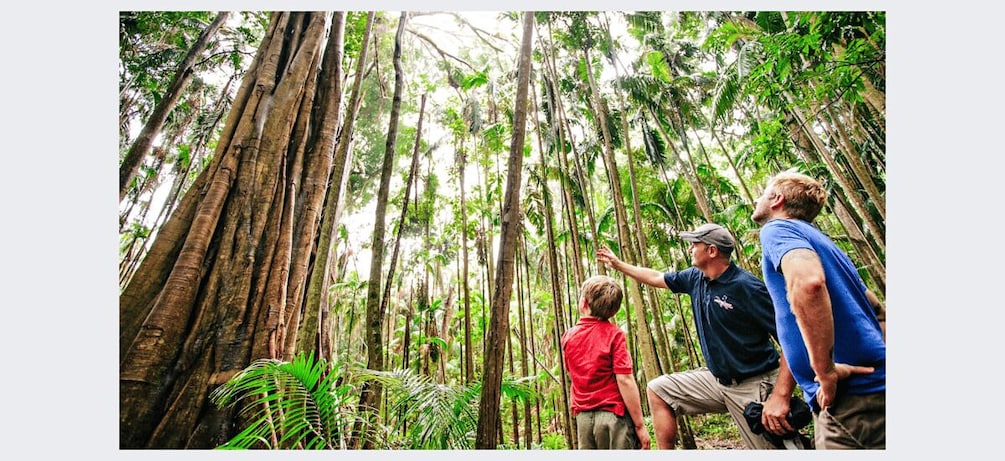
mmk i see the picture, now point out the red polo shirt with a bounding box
[561,317,634,416]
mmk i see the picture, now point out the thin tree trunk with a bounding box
[531,73,575,453]
[583,47,660,382]
[647,106,714,222]
[459,138,475,384]
[514,238,534,449]
[784,104,885,250]
[820,97,886,220]
[120,12,230,201]
[475,12,533,449]
[508,328,520,446]
[356,11,407,449]
[380,93,427,361]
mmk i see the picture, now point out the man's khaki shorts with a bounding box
[647,367,780,449]
[813,391,885,449]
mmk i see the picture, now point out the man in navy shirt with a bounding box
[597,223,798,449]
[752,170,885,449]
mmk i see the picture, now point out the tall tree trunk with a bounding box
[647,106,714,222]
[282,11,345,359]
[784,105,885,250]
[380,93,427,362]
[582,47,661,383]
[459,138,475,384]
[531,72,575,452]
[356,11,407,448]
[820,97,886,220]
[120,12,229,201]
[507,328,520,446]
[300,12,375,360]
[539,21,596,283]
[514,239,534,448]
[475,12,533,449]
[120,12,332,448]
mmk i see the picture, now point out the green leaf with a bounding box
[647,51,671,82]
[460,71,489,90]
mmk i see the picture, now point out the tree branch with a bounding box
[406,27,477,73]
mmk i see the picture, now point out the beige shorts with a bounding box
[647,367,779,449]
[814,391,885,449]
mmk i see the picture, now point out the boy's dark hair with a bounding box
[581,275,623,320]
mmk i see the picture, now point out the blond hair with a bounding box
[580,275,623,320]
[769,170,828,222]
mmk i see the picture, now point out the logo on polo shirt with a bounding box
[713,296,734,310]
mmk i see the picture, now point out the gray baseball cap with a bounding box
[680,223,735,250]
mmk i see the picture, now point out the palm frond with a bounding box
[641,117,667,166]
[209,352,358,449]
[710,64,742,126]
[358,368,478,449]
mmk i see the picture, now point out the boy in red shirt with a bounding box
[561,275,651,449]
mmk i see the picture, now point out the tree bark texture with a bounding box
[119,12,347,448]
[300,12,375,360]
[475,11,534,449]
[356,10,408,448]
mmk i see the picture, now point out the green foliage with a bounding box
[209,352,365,449]
[709,65,742,127]
[482,123,508,153]
[540,432,568,449]
[646,50,671,83]
[211,350,541,450]
[461,68,490,90]
[692,412,741,442]
[739,116,793,173]
[641,118,667,166]
[361,368,478,449]
[624,11,664,41]
[342,11,370,62]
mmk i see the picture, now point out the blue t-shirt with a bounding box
[663,263,779,381]
[759,218,886,409]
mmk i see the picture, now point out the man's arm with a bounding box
[780,248,873,410]
[760,352,797,435]
[597,246,668,288]
[779,248,838,407]
[616,373,651,449]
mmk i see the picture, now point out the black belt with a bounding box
[716,365,779,386]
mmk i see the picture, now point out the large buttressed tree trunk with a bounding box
[475,11,534,450]
[119,12,345,448]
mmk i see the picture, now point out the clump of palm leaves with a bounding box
[209,351,367,449]
[210,351,539,449]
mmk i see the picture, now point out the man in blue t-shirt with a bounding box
[598,223,800,450]
[752,170,886,449]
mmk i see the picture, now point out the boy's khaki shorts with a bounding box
[574,409,640,449]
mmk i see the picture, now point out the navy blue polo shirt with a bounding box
[663,263,779,381]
